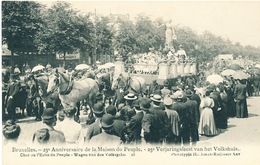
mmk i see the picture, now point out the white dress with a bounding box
[198,97,218,136]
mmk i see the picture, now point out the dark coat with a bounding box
[184,99,199,142]
[234,83,247,100]
[149,105,170,139]
[85,118,102,142]
[113,119,127,142]
[142,111,160,143]
[126,111,144,143]
[112,88,126,107]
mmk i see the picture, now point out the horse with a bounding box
[47,70,99,123]
[25,73,50,120]
[111,72,147,96]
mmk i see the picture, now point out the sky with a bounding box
[41,1,260,47]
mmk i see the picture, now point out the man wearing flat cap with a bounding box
[33,108,65,145]
[149,94,170,143]
[85,102,105,142]
[89,114,121,146]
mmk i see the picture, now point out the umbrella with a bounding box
[228,64,243,71]
[255,64,260,69]
[220,69,236,76]
[75,64,90,70]
[232,71,250,80]
[104,62,115,68]
[206,74,224,85]
[32,65,45,72]
[98,64,108,70]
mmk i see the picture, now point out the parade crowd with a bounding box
[2,59,260,147]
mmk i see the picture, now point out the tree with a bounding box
[2,1,44,71]
[35,2,95,66]
[134,14,164,53]
[95,16,113,63]
[114,19,137,56]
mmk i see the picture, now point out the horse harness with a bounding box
[126,77,143,94]
[58,74,74,95]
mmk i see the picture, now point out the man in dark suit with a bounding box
[171,91,189,145]
[89,114,121,146]
[112,82,127,107]
[149,95,170,143]
[234,79,248,118]
[5,73,21,121]
[184,89,199,145]
[106,105,127,143]
[125,98,144,144]
[141,98,160,144]
[85,102,105,142]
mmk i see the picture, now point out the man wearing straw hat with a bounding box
[150,94,170,143]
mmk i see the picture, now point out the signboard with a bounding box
[56,53,80,60]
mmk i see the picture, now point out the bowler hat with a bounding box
[151,94,162,102]
[93,102,104,114]
[171,86,179,92]
[124,93,137,100]
[2,120,21,139]
[42,108,56,120]
[106,105,117,116]
[184,89,193,97]
[132,99,141,109]
[163,97,173,106]
[163,80,169,86]
[100,114,114,129]
[140,98,151,111]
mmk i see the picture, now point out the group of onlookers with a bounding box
[2,70,254,146]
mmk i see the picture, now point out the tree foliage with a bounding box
[35,2,95,54]
[2,1,44,51]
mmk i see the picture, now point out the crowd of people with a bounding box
[3,59,259,146]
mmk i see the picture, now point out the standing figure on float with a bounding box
[160,19,177,50]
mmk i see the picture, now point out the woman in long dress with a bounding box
[198,93,218,136]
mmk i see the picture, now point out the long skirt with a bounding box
[198,107,218,136]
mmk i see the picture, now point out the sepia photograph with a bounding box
[1,1,260,165]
